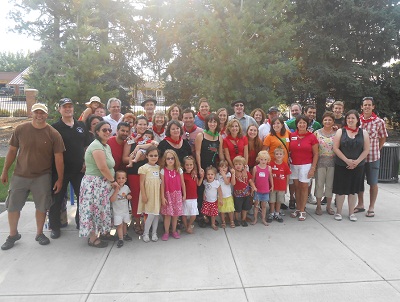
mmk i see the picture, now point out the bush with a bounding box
[0,109,11,117]
[11,96,26,102]
[13,109,28,117]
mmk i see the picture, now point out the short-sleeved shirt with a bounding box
[270,161,291,191]
[85,140,115,177]
[203,180,220,202]
[334,117,344,129]
[52,118,90,174]
[103,114,123,136]
[308,120,322,133]
[360,116,388,162]
[285,118,296,132]
[223,136,248,162]
[263,131,290,163]
[233,171,252,197]
[258,122,271,142]
[107,136,126,171]
[228,114,258,132]
[110,184,131,216]
[289,131,318,165]
[194,114,206,129]
[217,172,232,198]
[9,123,65,178]
[184,173,198,199]
[315,129,335,168]
[182,126,203,154]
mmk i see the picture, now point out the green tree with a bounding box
[0,52,32,72]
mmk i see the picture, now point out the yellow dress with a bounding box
[137,164,161,215]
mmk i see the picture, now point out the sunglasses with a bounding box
[166,157,175,160]
[101,128,112,133]
[234,144,239,154]
[235,104,244,107]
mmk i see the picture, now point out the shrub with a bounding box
[0,109,11,117]
[13,109,28,117]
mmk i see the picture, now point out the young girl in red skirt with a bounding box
[201,166,223,230]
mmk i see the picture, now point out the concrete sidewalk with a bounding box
[1,182,400,302]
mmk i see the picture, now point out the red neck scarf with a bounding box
[165,136,182,145]
[360,112,377,124]
[183,124,197,134]
[197,112,209,121]
[267,119,271,125]
[152,125,164,135]
[344,126,359,133]
[227,134,240,144]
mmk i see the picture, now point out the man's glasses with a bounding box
[101,128,112,133]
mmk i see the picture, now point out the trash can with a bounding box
[378,142,400,183]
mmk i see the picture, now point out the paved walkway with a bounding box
[1,181,400,302]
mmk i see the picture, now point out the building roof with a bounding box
[0,72,20,85]
[9,67,30,85]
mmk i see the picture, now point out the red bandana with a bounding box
[183,124,197,134]
[165,136,182,145]
[197,112,209,121]
[227,135,240,144]
[344,126,359,133]
[152,125,165,135]
[360,112,377,124]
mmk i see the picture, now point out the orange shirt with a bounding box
[263,130,290,163]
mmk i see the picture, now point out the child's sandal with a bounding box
[211,224,218,231]
[230,221,236,228]
[221,222,226,229]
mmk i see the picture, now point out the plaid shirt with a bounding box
[360,116,388,162]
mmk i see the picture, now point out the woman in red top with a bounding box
[289,115,318,221]
[223,119,248,168]
[246,125,263,170]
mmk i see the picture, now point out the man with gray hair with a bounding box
[104,97,123,135]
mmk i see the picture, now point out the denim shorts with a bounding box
[254,192,270,202]
[365,160,380,186]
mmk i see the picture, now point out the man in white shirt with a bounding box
[259,106,280,141]
[103,98,123,135]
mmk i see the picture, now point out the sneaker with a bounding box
[161,233,169,241]
[172,231,180,239]
[142,234,150,243]
[117,239,124,248]
[307,195,317,205]
[123,233,133,241]
[1,233,21,250]
[267,213,274,223]
[151,233,158,242]
[35,233,50,245]
[274,213,284,223]
[349,214,357,222]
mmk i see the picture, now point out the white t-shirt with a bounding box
[203,180,220,202]
[259,122,271,141]
[110,185,131,216]
[217,172,232,198]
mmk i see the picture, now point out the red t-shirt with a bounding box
[183,172,198,199]
[233,171,252,197]
[223,136,248,162]
[107,136,126,171]
[270,161,291,191]
[289,131,318,165]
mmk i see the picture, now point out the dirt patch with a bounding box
[0,117,31,156]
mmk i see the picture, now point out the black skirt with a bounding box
[332,164,365,195]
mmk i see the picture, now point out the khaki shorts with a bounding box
[269,191,285,203]
[5,174,52,213]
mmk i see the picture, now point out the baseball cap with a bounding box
[268,106,279,113]
[31,103,48,114]
[58,98,73,107]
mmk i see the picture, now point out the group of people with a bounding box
[0,95,387,250]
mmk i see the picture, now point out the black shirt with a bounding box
[52,118,91,174]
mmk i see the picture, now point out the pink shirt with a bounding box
[254,165,270,194]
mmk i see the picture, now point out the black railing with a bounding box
[0,95,28,117]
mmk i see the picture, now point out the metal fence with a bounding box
[0,95,27,117]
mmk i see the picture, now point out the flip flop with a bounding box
[366,210,375,217]
[354,207,365,213]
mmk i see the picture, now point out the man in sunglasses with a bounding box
[228,100,258,132]
[1,103,65,250]
[49,98,91,239]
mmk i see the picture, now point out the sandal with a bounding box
[88,238,108,248]
[211,224,218,231]
[326,207,335,215]
[230,221,236,228]
[354,207,365,213]
[221,222,226,229]
[366,210,375,217]
[315,207,322,216]
[290,210,300,218]
[134,224,143,235]
[298,212,306,221]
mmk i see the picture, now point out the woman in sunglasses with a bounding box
[223,119,248,169]
[79,121,118,248]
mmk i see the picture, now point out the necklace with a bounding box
[167,168,176,178]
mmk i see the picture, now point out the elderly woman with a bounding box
[158,120,192,165]
[250,108,267,126]
[217,108,229,138]
[314,111,336,216]
[332,110,370,222]
[223,119,248,168]
[246,124,263,170]
[79,121,118,248]
[289,115,319,221]
[85,115,103,143]
[123,116,149,234]
[152,110,168,142]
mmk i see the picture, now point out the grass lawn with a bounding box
[0,157,15,202]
